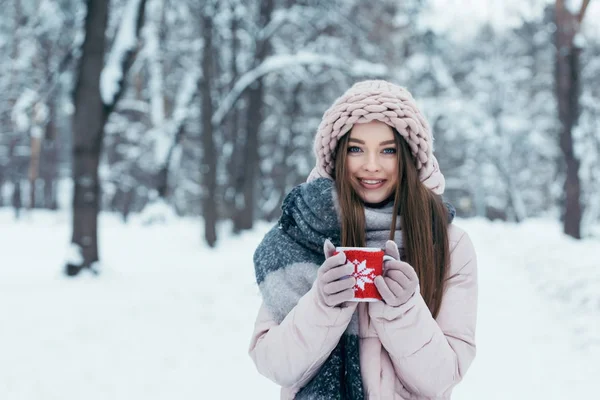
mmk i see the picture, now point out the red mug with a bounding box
[334,247,394,302]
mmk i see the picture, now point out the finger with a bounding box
[323,277,356,295]
[383,259,404,274]
[383,259,407,270]
[323,239,336,259]
[386,270,412,290]
[374,275,395,304]
[384,240,400,260]
[395,261,419,282]
[385,260,419,283]
[320,252,347,273]
[322,263,354,283]
[328,288,355,306]
[384,276,404,298]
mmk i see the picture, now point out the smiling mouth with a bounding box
[358,178,386,189]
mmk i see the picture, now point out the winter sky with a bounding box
[424,0,600,41]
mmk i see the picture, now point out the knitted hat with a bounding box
[307,80,445,194]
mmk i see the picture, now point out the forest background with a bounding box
[1,0,599,272]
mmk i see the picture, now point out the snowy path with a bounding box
[452,220,599,399]
[0,211,597,399]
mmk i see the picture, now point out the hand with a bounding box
[315,239,356,307]
[374,240,419,307]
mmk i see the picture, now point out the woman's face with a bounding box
[345,121,399,205]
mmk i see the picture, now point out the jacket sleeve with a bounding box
[249,283,356,389]
[368,229,478,398]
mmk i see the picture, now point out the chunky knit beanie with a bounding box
[307,80,445,194]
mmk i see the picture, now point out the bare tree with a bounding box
[554,0,591,239]
[200,2,218,247]
[235,0,275,231]
[66,0,148,276]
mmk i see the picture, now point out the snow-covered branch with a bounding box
[153,67,202,167]
[212,52,387,127]
[100,0,146,106]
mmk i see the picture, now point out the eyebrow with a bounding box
[348,138,396,146]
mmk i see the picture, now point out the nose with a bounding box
[363,153,381,172]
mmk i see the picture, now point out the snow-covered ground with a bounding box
[0,209,598,399]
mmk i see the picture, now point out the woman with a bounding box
[249,80,477,399]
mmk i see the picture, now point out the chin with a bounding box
[357,188,395,205]
[362,195,389,205]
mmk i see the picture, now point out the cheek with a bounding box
[345,157,360,174]
[384,160,399,177]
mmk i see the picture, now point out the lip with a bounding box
[357,178,386,190]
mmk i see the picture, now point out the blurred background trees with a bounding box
[1,0,599,273]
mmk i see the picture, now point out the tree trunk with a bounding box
[201,10,217,247]
[0,174,4,208]
[12,179,22,219]
[227,4,244,233]
[239,88,262,230]
[265,82,302,221]
[42,142,59,210]
[121,188,134,222]
[67,0,110,275]
[155,116,188,200]
[555,1,584,238]
[236,0,274,231]
[28,135,42,209]
[67,0,147,276]
[42,102,59,210]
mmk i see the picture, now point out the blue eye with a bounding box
[348,146,361,153]
[382,148,397,154]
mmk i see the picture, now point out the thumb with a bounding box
[323,239,336,259]
[384,240,400,260]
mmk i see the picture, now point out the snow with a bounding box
[0,210,598,399]
[138,197,178,224]
[36,0,63,32]
[574,32,587,48]
[11,89,38,132]
[100,0,142,105]
[66,243,84,265]
[566,0,585,15]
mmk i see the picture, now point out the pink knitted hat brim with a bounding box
[307,80,445,194]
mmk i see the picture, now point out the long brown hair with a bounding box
[334,130,450,317]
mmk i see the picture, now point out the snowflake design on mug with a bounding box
[351,259,376,291]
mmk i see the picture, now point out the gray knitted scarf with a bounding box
[253,178,454,399]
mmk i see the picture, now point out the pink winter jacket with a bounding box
[249,224,477,399]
